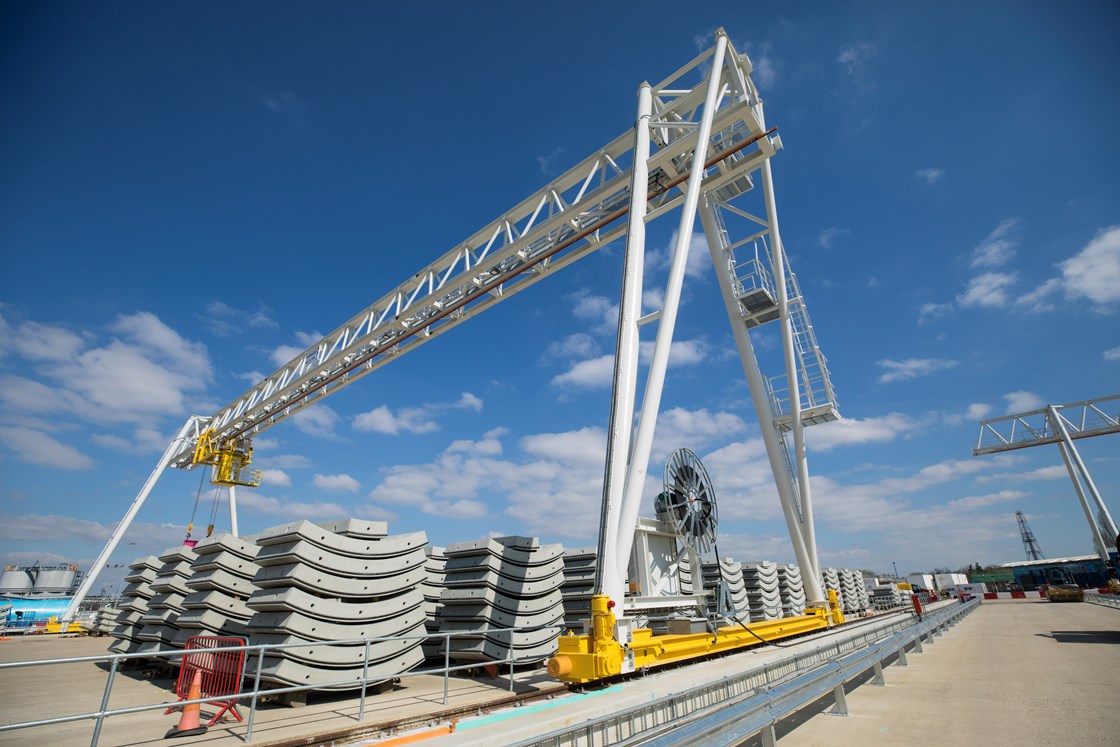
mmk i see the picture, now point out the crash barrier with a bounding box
[163,635,246,727]
[1086,590,1120,609]
[513,598,980,747]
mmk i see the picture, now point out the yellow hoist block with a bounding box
[192,429,262,487]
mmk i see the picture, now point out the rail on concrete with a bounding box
[0,624,552,746]
[513,598,979,747]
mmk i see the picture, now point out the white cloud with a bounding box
[1015,278,1063,313]
[944,402,992,425]
[918,302,953,324]
[837,42,875,79]
[203,301,278,337]
[352,392,482,435]
[521,427,607,467]
[8,321,85,361]
[948,489,1026,510]
[291,406,339,438]
[269,344,306,367]
[313,473,360,492]
[550,355,614,389]
[957,272,1017,308]
[818,227,851,249]
[805,412,916,452]
[537,146,565,176]
[261,469,292,487]
[970,218,1018,268]
[977,465,1068,484]
[915,168,945,185]
[1104,346,1120,361]
[0,426,95,469]
[570,291,618,333]
[1058,225,1120,306]
[255,453,312,470]
[455,392,483,412]
[1003,390,1044,414]
[544,333,598,361]
[876,358,958,383]
[652,407,747,456]
[235,491,348,520]
[651,230,711,280]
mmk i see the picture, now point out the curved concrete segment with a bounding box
[190,532,261,560]
[182,589,255,619]
[245,644,425,690]
[252,562,427,598]
[445,539,560,567]
[440,587,563,616]
[186,568,256,597]
[250,627,425,667]
[190,550,262,579]
[255,519,402,554]
[255,538,427,576]
[247,604,426,641]
[247,586,425,623]
[442,569,563,597]
[438,603,564,630]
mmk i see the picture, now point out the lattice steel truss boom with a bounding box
[974,394,1120,456]
[166,44,779,470]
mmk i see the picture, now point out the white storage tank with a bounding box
[0,567,34,596]
[31,566,78,595]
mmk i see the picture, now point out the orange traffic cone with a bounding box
[165,668,208,738]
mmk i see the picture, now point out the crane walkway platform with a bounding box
[0,599,1116,746]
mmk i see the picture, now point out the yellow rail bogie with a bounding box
[549,590,845,685]
[192,428,262,488]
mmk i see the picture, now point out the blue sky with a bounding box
[2,2,1118,594]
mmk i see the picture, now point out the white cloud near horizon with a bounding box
[1003,390,1044,414]
[876,357,959,384]
[352,392,483,436]
[915,167,945,185]
[312,473,360,492]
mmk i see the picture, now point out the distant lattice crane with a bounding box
[1015,511,1044,561]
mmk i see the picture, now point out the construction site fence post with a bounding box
[90,655,119,747]
[245,647,264,741]
[359,639,371,721]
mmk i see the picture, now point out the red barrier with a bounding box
[164,635,247,727]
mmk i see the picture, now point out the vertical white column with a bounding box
[228,485,240,537]
[597,82,652,607]
[698,198,825,605]
[614,33,730,589]
[760,156,821,581]
[62,418,196,624]
[1050,409,1118,540]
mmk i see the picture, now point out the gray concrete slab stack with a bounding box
[421,546,447,660]
[678,553,696,595]
[741,561,781,621]
[560,547,596,632]
[701,558,750,621]
[872,582,903,610]
[838,569,865,615]
[822,566,842,607]
[175,533,261,647]
[244,519,428,690]
[133,546,197,656]
[108,555,160,654]
[438,536,564,665]
[776,563,806,617]
[92,606,121,635]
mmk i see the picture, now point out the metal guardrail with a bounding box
[515,599,979,747]
[1085,592,1120,610]
[0,624,555,746]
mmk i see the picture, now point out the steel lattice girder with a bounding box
[169,39,778,469]
[973,394,1120,455]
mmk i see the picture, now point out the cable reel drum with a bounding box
[655,447,718,555]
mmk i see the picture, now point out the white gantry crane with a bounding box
[64,30,840,628]
[974,394,1120,574]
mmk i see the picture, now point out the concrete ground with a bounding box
[0,600,1115,746]
[771,599,1120,747]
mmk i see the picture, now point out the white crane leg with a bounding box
[597,82,652,607]
[760,159,821,583]
[62,418,196,625]
[1049,407,1112,564]
[614,33,730,596]
[698,197,826,605]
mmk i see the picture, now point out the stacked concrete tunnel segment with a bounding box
[437,537,565,664]
[243,519,428,690]
[101,518,881,697]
